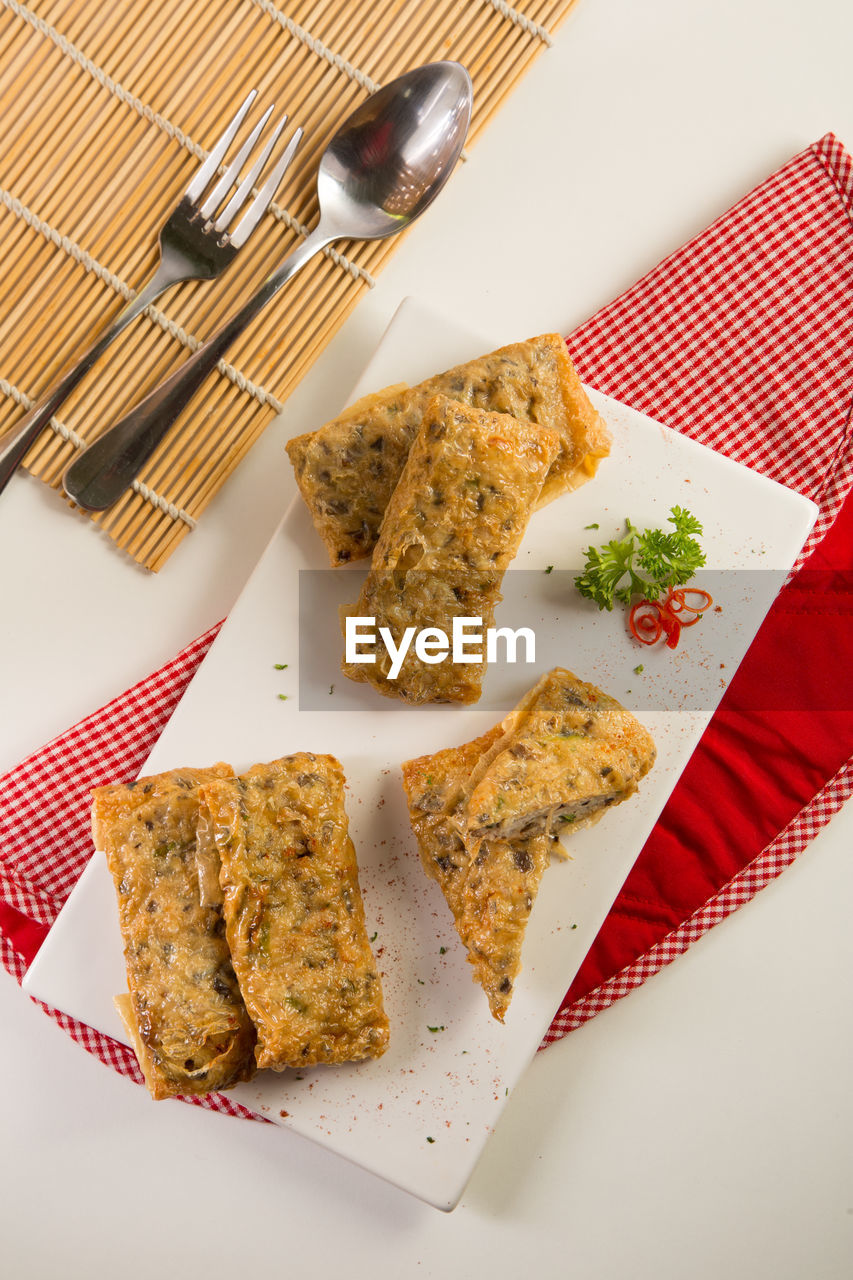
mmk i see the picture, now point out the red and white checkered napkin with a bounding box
[2,133,852,1114]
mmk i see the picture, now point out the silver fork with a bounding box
[0,89,302,495]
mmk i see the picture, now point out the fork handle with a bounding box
[0,266,176,496]
[63,228,330,512]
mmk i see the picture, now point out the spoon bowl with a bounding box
[317,61,472,240]
[63,61,474,512]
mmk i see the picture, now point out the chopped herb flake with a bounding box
[274,663,288,670]
[369,931,378,943]
[584,522,600,530]
[427,1025,445,1033]
[426,1136,435,1143]
[439,946,447,955]
[633,664,644,674]
[277,693,289,701]
[544,564,554,574]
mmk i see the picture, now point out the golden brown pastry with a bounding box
[198,754,389,1070]
[464,668,657,843]
[401,670,655,1021]
[402,729,502,920]
[93,765,257,1100]
[402,729,556,1022]
[340,395,559,705]
[287,335,611,566]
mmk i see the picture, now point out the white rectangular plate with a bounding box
[25,299,817,1210]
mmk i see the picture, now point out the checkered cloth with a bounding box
[2,133,852,1113]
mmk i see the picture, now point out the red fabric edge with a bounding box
[811,132,853,225]
[0,901,47,968]
[541,755,853,1045]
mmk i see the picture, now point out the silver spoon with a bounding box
[63,61,473,512]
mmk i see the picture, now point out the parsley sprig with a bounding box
[575,507,705,610]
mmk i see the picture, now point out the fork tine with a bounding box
[212,110,289,233]
[229,126,304,249]
[197,104,275,220]
[184,90,258,203]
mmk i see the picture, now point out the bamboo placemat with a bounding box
[0,0,578,569]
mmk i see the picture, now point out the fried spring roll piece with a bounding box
[460,835,553,1022]
[93,765,257,1100]
[287,335,611,566]
[402,669,654,1017]
[199,754,389,1070]
[402,730,557,1022]
[341,395,560,705]
[402,729,502,916]
[465,668,657,843]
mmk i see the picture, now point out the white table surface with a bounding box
[1,1,851,1275]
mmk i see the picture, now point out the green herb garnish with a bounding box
[574,507,705,610]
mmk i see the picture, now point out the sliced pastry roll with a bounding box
[402,729,557,1022]
[422,334,609,508]
[287,334,611,566]
[401,669,655,1021]
[402,728,502,919]
[198,754,389,1070]
[286,383,425,567]
[341,395,560,705]
[459,834,553,1023]
[465,668,657,843]
[93,765,257,1101]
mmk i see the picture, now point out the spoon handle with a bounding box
[62,227,331,512]
[0,268,179,497]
